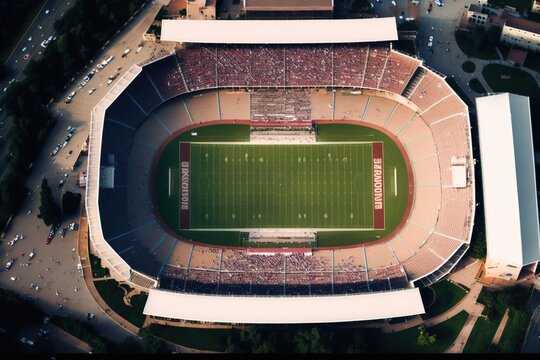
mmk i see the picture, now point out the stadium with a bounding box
[86,18,475,324]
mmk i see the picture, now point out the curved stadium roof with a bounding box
[161,18,399,44]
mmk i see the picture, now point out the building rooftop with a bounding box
[505,16,540,34]
[244,0,334,11]
[161,18,398,44]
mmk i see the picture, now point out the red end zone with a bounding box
[180,142,190,229]
[373,142,384,229]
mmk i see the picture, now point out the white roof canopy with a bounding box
[476,93,540,267]
[143,288,425,324]
[161,18,398,44]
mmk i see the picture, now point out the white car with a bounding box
[45,9,50,14]
[28,36,32,41]
[391,0,396,5]
[5,259,14,269]
[40,40,49,48]
[88,88,96,95]
[10,276,18,281]
[429,35,434,42]
[21,47,27,52]
[435,0,443,5]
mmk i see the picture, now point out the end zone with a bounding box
[373,142,384,229]
[180,142,190,229]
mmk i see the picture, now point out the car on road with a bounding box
[46,223,59,244]
[21,47,27,52]
[60,228,67,238]
[23,53,30,60]
[10,276,18,281]
[28,36,32,41]
[391,0,396,5]
[57,179,65,188]
[29,249,35,260]
[41,40,49,48]
[5,259,14,270]
[435,0,443,6]
[427,3,433,13]
[50,145,60,156]
[122,48,131,57]
[45,9,50,14]
[88,87,96,95]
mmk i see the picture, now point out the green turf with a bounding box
[469,78,486,94]
[421,279,467,319]
[461,61,476,73]
[482,64,539,97]
[190,143,374,229]
[148,324,235,352]
[366,310,469,353]
[154,124,250,235]
[93,279,148,328]
[463,306,505,353]
[155,123,409,247]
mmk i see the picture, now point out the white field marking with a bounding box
[394,167,397,197]
[168,168,171,197]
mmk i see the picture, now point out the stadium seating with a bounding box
[93,43,475,293]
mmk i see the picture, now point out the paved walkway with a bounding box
[491,308,510,346]
[377,258,488,353]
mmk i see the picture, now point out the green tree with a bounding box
[346,330,367,353]
[293,327,332,353]
[38,178,61,225]
[417,325,437,346]
[62,191,82,215]
[139,328,165,353]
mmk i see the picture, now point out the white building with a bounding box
[476,93,540,281]
[500,16,540,52]
[466,3,488,26]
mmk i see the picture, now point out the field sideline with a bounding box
[188,142,376,229]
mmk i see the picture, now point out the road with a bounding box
[0,0,173,351]
[0,0,74,173]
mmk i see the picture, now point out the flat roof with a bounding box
[161,18,398,44]
[244,0,334,11]
[476,93,540,266]
[505,16,540,34]
[143,288,424,324]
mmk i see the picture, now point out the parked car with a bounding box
[46,223,59,244]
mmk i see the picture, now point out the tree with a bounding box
[417,325,437,346]
[38,178,61,225]
[293,327,332,353]
[139,328,165,353]
[62,191,82,215]
[346,330,367,353]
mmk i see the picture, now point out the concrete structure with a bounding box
[532,0,540,14]
[161,18,398,44]
[500,16,540,52]
[476,93,540,281]
[144,288,425,324]
[243,0,333,19]
[186,0,216,20]
[466,3,488,26]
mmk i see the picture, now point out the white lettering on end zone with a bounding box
[181,161,189,210]
[373,158,383,210]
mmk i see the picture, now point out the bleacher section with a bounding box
[91,43,474,294]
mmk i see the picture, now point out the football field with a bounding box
[186,142,380,229]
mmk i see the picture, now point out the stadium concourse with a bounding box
[86,19,475,324]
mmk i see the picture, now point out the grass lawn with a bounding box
[482,64,539,97]
[148,324,235,352]
[90,253,110,278]
[463,305,505,353]
[93,279,148,328]
[156,123,410,247]
[462,61,476,73]
[455,33,499,60]
[496,308,532,353]
[469,78,486,94]
[367,310,469,353]
[421,279,467,319]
